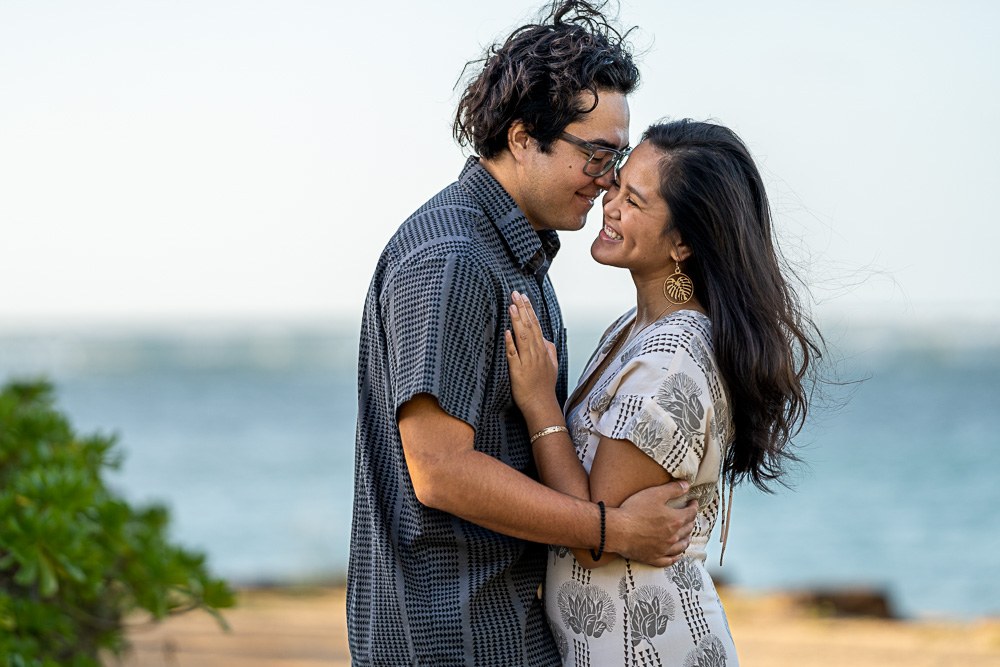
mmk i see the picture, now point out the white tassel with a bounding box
[719,478,734,567]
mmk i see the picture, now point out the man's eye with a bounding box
[594,152,614,167]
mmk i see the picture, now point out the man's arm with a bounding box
[399,393,696,566]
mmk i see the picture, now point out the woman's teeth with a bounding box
[604,225,623,240]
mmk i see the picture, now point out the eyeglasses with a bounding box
[557,132,631,178]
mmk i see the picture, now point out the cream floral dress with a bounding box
[545,310,738,666]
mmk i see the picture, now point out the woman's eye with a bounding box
[625,196,639,208]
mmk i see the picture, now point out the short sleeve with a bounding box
[381,249,498,429]
[592,338,712,481]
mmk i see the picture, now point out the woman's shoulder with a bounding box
[611,309,715,381]
[657,308,711,333]
[638,309,712,352]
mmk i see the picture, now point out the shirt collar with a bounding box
[458,157,561,277]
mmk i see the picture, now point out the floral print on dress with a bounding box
[686,482,717,512]
[626,410,668,456]
[598,320,628,355]
[656,373,705,442]
[552,544,571,563]
[712,399,732,446]
[570,412,590,450]
[590,390,613,415]
[619,340,643,366]
[557,580,616,639]
[624,585,675,648]
[683,634,729,667]
[671,557,711,645]
[670,557,704,592]
[690,335,714,375]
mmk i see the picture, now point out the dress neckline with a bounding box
[564,308,708,416]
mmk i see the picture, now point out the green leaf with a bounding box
[13,558,37,587]
[38,556,58,598]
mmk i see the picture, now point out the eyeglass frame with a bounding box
[557,131,631,178]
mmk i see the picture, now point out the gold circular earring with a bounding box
[663,260,694,305]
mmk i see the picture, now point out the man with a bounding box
[348,2,697,664]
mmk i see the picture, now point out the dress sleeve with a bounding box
[591,333,713,481]
[381,249,498,429]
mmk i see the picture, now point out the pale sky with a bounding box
[2,0,997,327]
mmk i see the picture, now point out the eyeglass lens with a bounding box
[586,149,626,177]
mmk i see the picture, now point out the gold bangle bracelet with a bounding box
[529,425,569,444]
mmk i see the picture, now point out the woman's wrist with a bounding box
[521,403,566,432]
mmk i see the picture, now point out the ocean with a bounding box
[0,317,997,620]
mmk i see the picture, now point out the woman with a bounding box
[505,119,821,666]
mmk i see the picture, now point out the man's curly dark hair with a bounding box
[453,1,639,159]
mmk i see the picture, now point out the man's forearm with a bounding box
[417,448,692,566]
[417,446,602,550]
[399,393,693,565]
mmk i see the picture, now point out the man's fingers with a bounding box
[685,499,699,521]
[670,536,693,558]
[665,479,691,499]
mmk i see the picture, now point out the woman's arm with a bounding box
[505,291,589,501]
[570,435,675,567]
[506,292,695,568]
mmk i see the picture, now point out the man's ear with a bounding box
[507,121,533,161]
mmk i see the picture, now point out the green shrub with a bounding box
[0,379,235,666]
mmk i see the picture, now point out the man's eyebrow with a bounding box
[585,136,630,151]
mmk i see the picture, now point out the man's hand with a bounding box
[608,480,698,567]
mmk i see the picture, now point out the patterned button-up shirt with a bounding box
[348,157,568,666]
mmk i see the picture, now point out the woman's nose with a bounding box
[603,191,620,218]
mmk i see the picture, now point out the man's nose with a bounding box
[593,168,616,192]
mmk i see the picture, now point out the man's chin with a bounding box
[535,216,588,233]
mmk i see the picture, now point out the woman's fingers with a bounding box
[509,291,558,373]
[510,292,541,350]
[520,291,542,330]
[515,291,542,332]
[544,339,558,367]
[513,292,534,340]
[508,302,531,352]
[503,329,519,360]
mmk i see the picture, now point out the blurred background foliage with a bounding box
[0,380,234,666]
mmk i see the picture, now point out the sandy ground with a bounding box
[112,586,1000,666]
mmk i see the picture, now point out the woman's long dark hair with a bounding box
[643,119,823,491]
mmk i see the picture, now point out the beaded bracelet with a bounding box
[590,500,606,561]
[529,425,569,444]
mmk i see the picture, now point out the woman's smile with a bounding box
[599,223,624,241]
